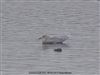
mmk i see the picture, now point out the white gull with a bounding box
[38,35,68,44]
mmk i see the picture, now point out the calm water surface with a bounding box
[1,1,99,75]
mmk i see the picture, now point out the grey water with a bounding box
[1,1,99,75]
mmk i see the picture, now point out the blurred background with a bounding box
[1,1,99,75]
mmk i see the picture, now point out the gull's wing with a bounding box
[46,36,68,43]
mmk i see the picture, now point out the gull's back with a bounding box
[44,35,68,43]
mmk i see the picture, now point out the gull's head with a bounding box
[38,35,49,40]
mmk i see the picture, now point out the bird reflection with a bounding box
[42,43,69,50]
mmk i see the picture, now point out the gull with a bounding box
[38,35,69,44]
